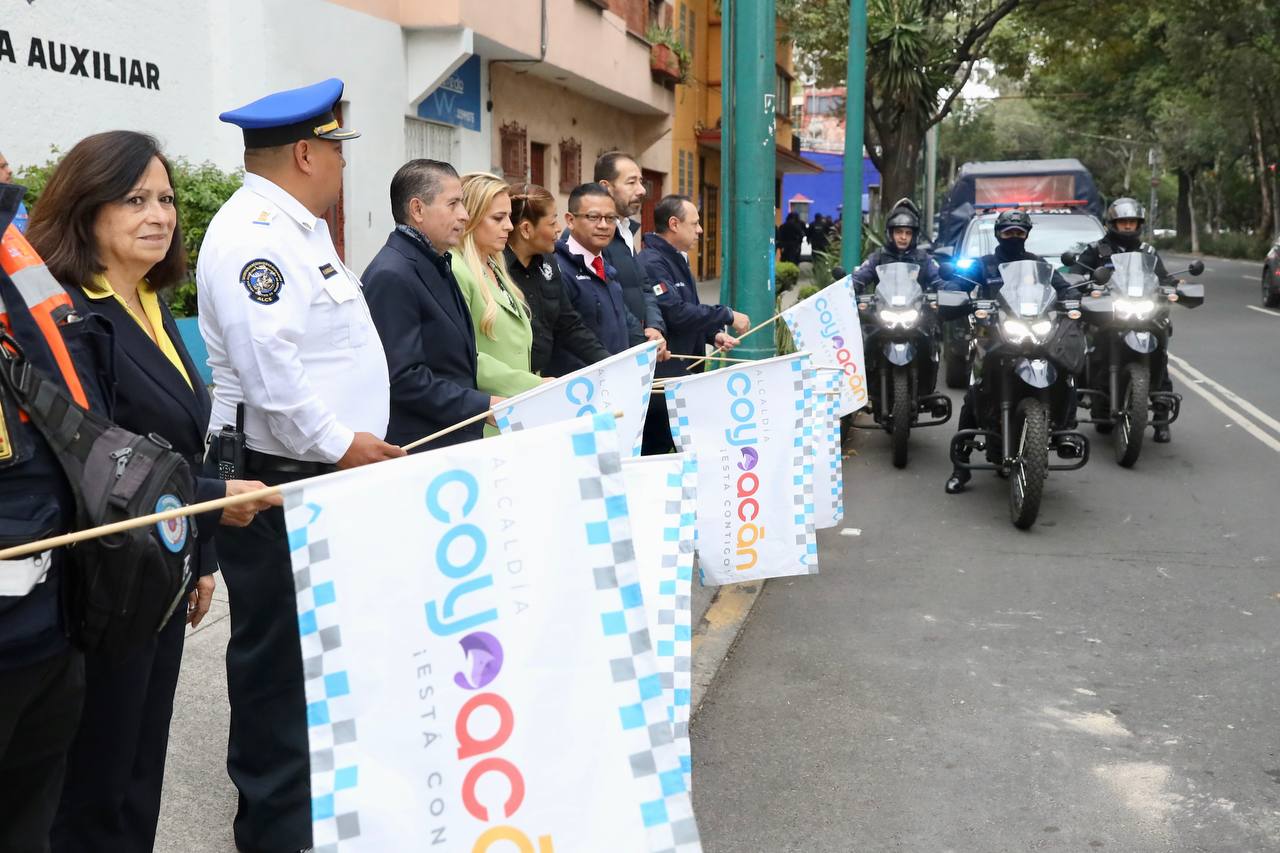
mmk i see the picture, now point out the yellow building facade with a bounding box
[664,2,817,278]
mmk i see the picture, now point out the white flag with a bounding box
[285,413,699,852]
[621,454,697,789]
[494,341,659,456]
[665,353,819,586]
[813,369,845,528]
[780,275,868,416]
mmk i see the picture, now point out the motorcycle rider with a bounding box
[1069,198,1177,443]
[849,198,943,294]
[943,208,1077,494]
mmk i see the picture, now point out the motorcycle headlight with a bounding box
[880,308,920,328]
[1114,298,1155,319]
[1002,319,1046,343]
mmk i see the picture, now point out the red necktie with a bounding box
[591,255,606,281]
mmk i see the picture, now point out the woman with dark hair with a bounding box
[503,182,610,374]
[26,130,279,853]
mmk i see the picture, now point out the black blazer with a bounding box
[76,289,223,577]
[362,229,491,451]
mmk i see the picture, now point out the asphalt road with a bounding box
[690,253,1280,852]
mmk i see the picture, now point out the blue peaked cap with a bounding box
[220,78,360,148]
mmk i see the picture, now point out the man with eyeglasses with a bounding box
[550,183,633,375]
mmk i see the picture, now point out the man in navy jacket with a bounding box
[363,160,497,450]
[638,194,749,453]
[549,183,634,376]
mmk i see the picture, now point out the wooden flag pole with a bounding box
[682,310,787,372]
[0,409,624,561]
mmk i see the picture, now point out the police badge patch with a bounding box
[240,259,285,305]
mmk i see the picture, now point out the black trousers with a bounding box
[51,608,187,853]
[0,648,85,853]
[641,387,677,456]
[220,468,312,853]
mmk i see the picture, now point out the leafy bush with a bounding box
[16,149,242,317]
[775,260,801,293]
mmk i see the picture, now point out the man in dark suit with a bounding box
[364,159,498,451]
[638,194,748,454]
[594,151,668,356]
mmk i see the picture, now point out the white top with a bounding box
[616,219,637,254]
[197,173,389,463]
[566,234,603,269]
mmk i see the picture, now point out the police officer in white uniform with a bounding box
[198,78,404,853]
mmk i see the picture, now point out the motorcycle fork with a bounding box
[1000,366,1014,462]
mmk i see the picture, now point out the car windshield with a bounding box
[873,263,923,309]
[1109,251,1159,297]
[996,260,1057,317]
[960,213,1105,261]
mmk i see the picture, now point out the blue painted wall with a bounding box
[174,316,213,385]
[781,153,881,219]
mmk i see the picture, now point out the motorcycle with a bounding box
[855,263,952,468]
[938,259,1093,529]
[1063,250,1205,467]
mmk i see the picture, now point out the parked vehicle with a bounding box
[938,207,1105,389]
[1263,239,1280,307]
[1067,250,1205,466]
[939,260,1092,529]
[855,263,951,468]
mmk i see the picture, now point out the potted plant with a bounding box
[646,25,691,84]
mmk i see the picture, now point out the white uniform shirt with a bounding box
[197,173,389,463]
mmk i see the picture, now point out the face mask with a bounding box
[997,235,1027,256]
[1112,229,1141,250]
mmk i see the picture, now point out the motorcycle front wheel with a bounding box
[1115,362,1149,468]
[891,366,911,468]
[1010,397,1050,530]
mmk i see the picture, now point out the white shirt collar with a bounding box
[566,234,601,266]
[617,219,636,253]
[243,172,320,232]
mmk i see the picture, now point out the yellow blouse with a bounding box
[84,274,192,389]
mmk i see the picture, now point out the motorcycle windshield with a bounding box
[873,263,924,309]
[1109,251,1159,298]
[997,260,1057,318]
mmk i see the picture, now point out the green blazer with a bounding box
[451,253,543,402]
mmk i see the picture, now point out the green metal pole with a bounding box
[841,0,867,269]
[719,0,734,308]
[722,0,777,360]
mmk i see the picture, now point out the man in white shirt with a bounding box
[197,78,403,853]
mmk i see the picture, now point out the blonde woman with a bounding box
[451,173,545,419]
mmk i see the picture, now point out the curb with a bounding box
[689,581,764,716]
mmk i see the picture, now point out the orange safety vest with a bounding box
[0,223,91,411]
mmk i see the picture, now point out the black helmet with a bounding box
[993,208,1033,236]
[884,197,921,251]
[1104,197,1146,246]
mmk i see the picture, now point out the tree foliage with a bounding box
[779,0,1022,211]
[985,0,1280,247]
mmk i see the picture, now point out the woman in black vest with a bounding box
[27,131,280,853]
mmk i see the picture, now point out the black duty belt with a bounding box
[243,448,337,477]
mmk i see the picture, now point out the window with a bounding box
[530,142,548,187]
[405,116,455,161]
[499,122,528,182]
[558,138,582,193]
[775,68,792,119]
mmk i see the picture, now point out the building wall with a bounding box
[2,0,406,271]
